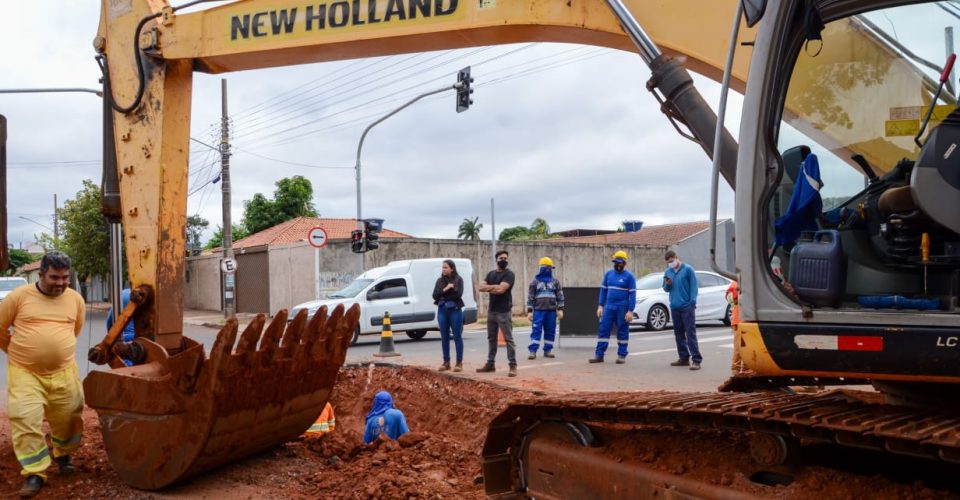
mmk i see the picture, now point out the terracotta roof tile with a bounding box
[17,260,41,274]
[554,220,722,246]
[232,217,413,249]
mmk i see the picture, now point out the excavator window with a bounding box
[767,2,960,312]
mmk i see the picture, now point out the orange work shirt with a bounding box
[0,284,86,375]
[725,280,740,327]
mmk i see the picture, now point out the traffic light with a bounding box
[456,66,473,113]
[350,229,364,253]
[363,218,383,251]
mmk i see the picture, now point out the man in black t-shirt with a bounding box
[477,250,517,376]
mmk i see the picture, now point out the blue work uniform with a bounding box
[595,268,637,358]
[363,391,410,444]
[527,267,565,354]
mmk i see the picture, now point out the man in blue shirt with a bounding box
[662,250,702,370]
[363,391,409,444]
[589,251,636,364]
[105,288,137,366]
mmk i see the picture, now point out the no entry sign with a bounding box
[308,226,328,249]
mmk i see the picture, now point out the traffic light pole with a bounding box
[354,83,459,272]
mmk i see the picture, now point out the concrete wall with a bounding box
[268,243,320,315]
[673,220,736,274]
[185,254,222,311]
[252,238,667,315]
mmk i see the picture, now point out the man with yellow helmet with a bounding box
[525,257,565,359]
[589,251,637,364]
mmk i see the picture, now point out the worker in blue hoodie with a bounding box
[589,251,637,364]
[105,288,137,366]
[363,391,409,444]
[663,250,702,370]
[526,257,565,359]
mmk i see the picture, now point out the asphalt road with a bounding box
[0,311,736,405]
[346,321,737,394]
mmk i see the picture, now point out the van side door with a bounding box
[363,278,414,333]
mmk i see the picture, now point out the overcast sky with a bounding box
[3,1,748,248]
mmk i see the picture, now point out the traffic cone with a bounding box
[498,327,506,347]
[373,311,400,358]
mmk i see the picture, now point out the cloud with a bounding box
[2,1,743,251]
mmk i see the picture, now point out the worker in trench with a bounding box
[363,391,409,444]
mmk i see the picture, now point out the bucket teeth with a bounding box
[235,314,266,354]
[303,306,328,347]
[281,309,308,349]
[258,310,287,356]
[209,318,239,370]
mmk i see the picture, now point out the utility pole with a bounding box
[220,79,235,317]
[53,194,58,249]
[490,198,496,266]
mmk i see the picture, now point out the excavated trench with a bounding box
[0,364,956,498]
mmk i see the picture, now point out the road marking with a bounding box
[517,361,565,370]
[627,336,732,356]
[718,344,734,349]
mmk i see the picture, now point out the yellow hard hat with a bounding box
[539,257,555,267]
[612,250,628,262]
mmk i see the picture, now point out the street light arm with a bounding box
[355,84,456,167]
[0,88,103,97]
[352,83,457,272]
[18,215,52,231]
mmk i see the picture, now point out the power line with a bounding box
[231,146,353,169]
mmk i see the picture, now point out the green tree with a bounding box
[242,176,319,234]
[186,215,209,254]
[529,218,551,237]
[59,180,110,282]
[498,226,531,241]
[204,224,250,250]
[5,249,35,276]
[457,216,483,240]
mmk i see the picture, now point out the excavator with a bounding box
[75,0,960,495]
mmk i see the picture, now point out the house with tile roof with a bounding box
[227,217,412,250]
[555,220,735,273]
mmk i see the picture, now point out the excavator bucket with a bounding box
[83,304,359,490]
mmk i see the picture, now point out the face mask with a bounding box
[497,260,508,270]
[668,260,680,270]
[614,263,625,272]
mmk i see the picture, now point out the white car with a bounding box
[633,271,733,330]
[0,277,27,302]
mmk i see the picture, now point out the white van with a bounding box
[291,258,478,345]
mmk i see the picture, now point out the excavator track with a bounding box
[482,389,960,498]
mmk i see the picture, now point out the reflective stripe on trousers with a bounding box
[8,361,84,479]
[595,304,630,358]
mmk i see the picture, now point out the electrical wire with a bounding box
[231,146,353,169]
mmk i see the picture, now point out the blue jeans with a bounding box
[596,304,630,358]
[528,310,557,353]
[438,306,464,363]
[671,304,702,363]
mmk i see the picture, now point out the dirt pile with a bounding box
[0,364,523,499]
[0,365,956,498]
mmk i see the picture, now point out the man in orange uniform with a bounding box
[0,252,86,498]
[305,402,336,435]
[726,280,744,374]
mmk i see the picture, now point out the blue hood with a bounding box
[366,391,394,420]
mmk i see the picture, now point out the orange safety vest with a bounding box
[306,402,336,435]
[725,280,741,327]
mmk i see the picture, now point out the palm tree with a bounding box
[529,218,550,237]
[457,217,483,240]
